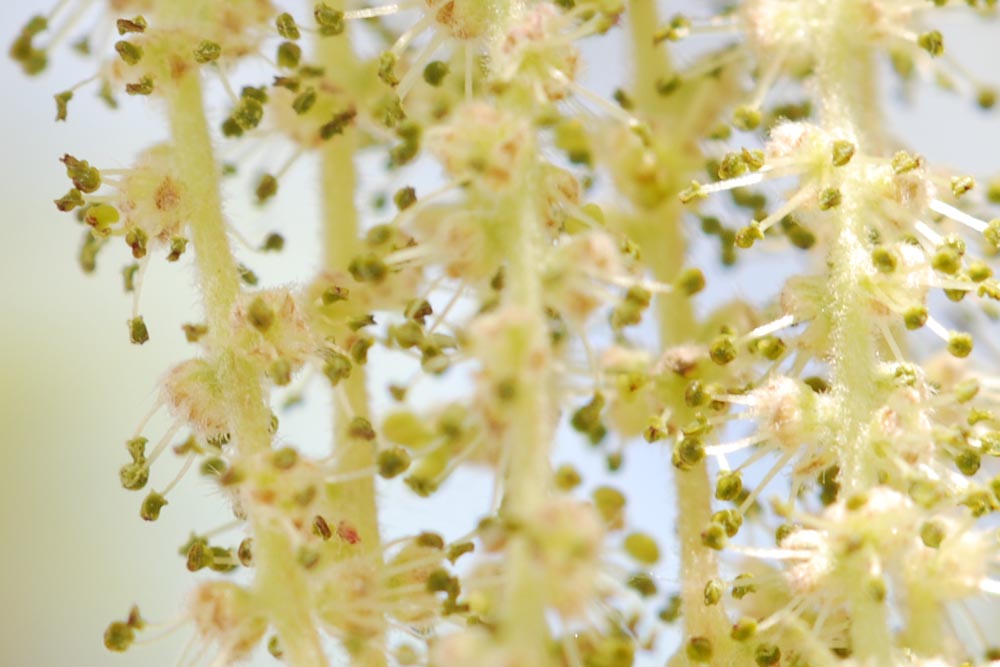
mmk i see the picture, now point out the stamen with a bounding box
[397,31,449,100]
[929,199,988,233]
[704,435,765,457]
[132,256,151,320]
[739,449,795,514]
[160,452,197,496]
[913,219,944,246]
[756,187,814,234]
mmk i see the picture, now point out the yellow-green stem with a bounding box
[316,15,385,666]
[626,1,729,648]
[813,2,891,662]
[498,163,554,658]
[158,10,327,663]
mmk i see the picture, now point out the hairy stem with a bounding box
[158,6,327,663]
[316,15,385,666]
[498,161,554,658]
[813,2,891,662]
[626,1,729,649]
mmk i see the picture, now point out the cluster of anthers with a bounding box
[12,0,1000,666]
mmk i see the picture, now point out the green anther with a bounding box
[116,16,147,35]
[623,532,660,565]
[903,305,928,330]
[125,76,154,96]
[276,12,300,39]
[659,595,682,623]
[570,392,605,434]
[955,379,980,403]
[322,351,352,385]
[968,261,992,282]
[247,296,275,331]
[732,105,762,131]
[709,334,736,365]
[932,246,961,274]
[715,471,743,501]
[313,515,332,541]
[818,187,842,210]
[717,152,747,180]
[704,579,723,606]
[947,332,973,358]
[272,446,299,470]
[554,463,582,490]
[832,139,856,166]
[757,335,786,360]
[732,574,757,599]
[592,486,626,524]
[350,335,374,364]
[447,541,474,563]
[390,321,423,349]
[322,285,349,304]
[891,150,922,174]
[277,41,301,69]
[734,222,763,249]
[121,264,139,293]
[423,60,449,86]
[871,246,897,272]
[977,87,997,110]
[129,316,149,345]
[54,90,72,121]
[237,538,253,567]
[951,175,975,197]
[238,264,258,286]
[394,186,417,210]
[984,219,1000,248]
[742,148,765,171]
[652,14,691,43]
[232,97,264,131]
[126,227,148,258]
[685,380,706,407]
[405,299,433,324]
[917,30,944,57]
[314,2,345,35]
[186,541,211,571]
[115,40,143,65]
[256,174,278,203]
[755,644,781,667]
[955,449,981,476]
[627,572,657,597]
[685,637,713,663]
[261,232,284,252]
[104,621,135,652]
[182,323,208,342]
[194,40,221,64]
[700,522,726,550]
[377,446,412,479]
[84,204,119,234]
[119,462,148,491]
[712,508,743,537]
[676,267,705,296]
[164,236,187,262]
[319,107,358,139]
[54,188,84,212]
[140,491,167,521]
[348,253,388,283]
[61,154,101,193]
[378,52,399,87]
[731,617,758,641]
[292,87,316,115]
[348,416,375,440]
[920,520,946,548]
[655,74,682,96]
[678,181,705,203]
